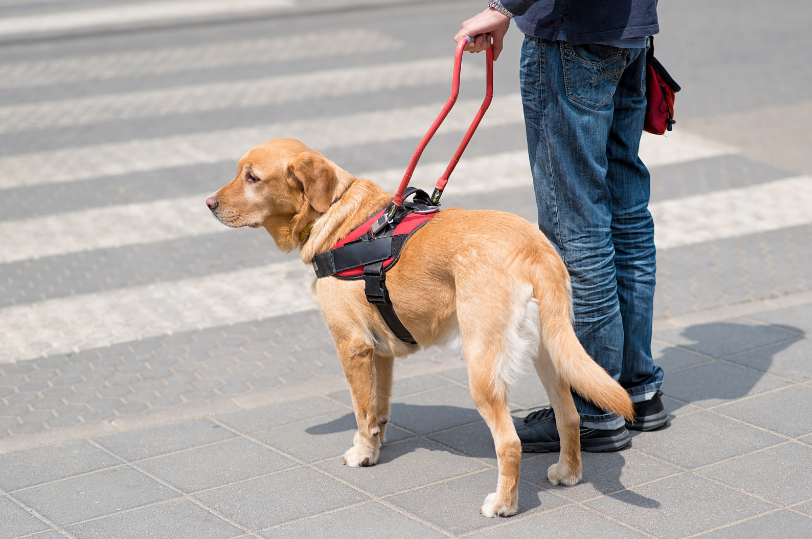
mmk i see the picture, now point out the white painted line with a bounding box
[639,130,739,168]
[4,175,812,363]
[0,194,222,264]
[0,260,316,364]
[0,58,480,134]
[0,29,401,88]
[0,134,743,264]
[0,0,294,38]
[0,94,524,190]
[650,175,812,250]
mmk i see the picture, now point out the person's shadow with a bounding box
[305,320,802,512]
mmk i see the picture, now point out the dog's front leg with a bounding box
[339,342,382,467]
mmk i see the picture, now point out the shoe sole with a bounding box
[521,433,631,454]
[626,409,669,431]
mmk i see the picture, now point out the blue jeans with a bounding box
[520,37,664,429]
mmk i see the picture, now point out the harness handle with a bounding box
[392,36,494,207]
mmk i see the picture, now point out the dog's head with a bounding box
[206,138,338,252]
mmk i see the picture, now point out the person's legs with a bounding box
[521,37,628,429]
[605,45,664,405]
[519,37,664,436]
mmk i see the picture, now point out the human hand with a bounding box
[454,8,511,60]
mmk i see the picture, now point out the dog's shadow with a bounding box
[306,403,654,511]
[305,320,802,512]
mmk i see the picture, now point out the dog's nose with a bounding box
[206,196,218,211]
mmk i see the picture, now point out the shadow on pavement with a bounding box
[656,321,802,404]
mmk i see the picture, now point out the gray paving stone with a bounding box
[13,466,178,526]
[466,505,650,539]
[586,473,775,539]
[655,320,799,359]
[215,397,347,434]
[312,438,488,497]
[29,398,65,411]
[716,385,812,438]
[662,361,792,408]
[427,421,500,464]
[0,440,121,492]
[698,442,812,506]
[23,531,64,539]
[749,303,812,336]
[520,450,683,502]
[328,374,453,408]
[181,389,216,401]
[194,466,368,531]
[9,422,49,435]
[727,337,812,383]
[255,410,412,464]
[386,469,566,534]
[263,500,443,539]
[1,403,32,416]
[0,495,50,539]
[652,338,713,373]
[630,411,784,470]
[795,500,812,517]
[388,385,482,435]
[95,419,236,461]
[139,437,298,493]
[694,510,812,539]
[66,499,242,539]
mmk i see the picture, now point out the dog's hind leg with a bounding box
[532,348,583,486]
[337,340,382,467]
[466,355,522,517]
[458,291,528,517]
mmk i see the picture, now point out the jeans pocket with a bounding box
[561,42,628,110]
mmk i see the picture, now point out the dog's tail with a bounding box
[532,269,634,421]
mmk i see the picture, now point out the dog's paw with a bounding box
[342,443,379,467]
[547,462,581,486]
[480,492,518,518]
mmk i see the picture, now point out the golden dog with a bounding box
[207,138,633,517]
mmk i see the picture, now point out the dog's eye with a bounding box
[246,173,259,183]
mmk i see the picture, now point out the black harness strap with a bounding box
[362,261,417,344]
[311,188,436,345]
[312,236,392,278]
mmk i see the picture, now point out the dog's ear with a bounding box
[288,152,336,213]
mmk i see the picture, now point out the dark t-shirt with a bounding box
[500,0,658,45]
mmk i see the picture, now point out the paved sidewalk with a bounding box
[3,293,812,538]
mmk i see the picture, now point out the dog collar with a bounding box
[299,221,314,244]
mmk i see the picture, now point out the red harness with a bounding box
[311,38,493,344]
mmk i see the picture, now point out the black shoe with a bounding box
[514,408,631,453]
[626,390,669,431]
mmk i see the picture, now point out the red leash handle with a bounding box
[433,45,493,198]
[392,36,493,207]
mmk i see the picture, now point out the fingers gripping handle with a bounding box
[392,35,490,207]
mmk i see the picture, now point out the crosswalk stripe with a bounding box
[0,0,294,39]
[0,58,480,135]
[0,29,401,89]
[0,260,315,365]
[4,174,810,363]
[650,175,812,249]
[1,132,738,264]
[0,94,523,190]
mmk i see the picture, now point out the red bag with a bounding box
[644,37,681,135]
